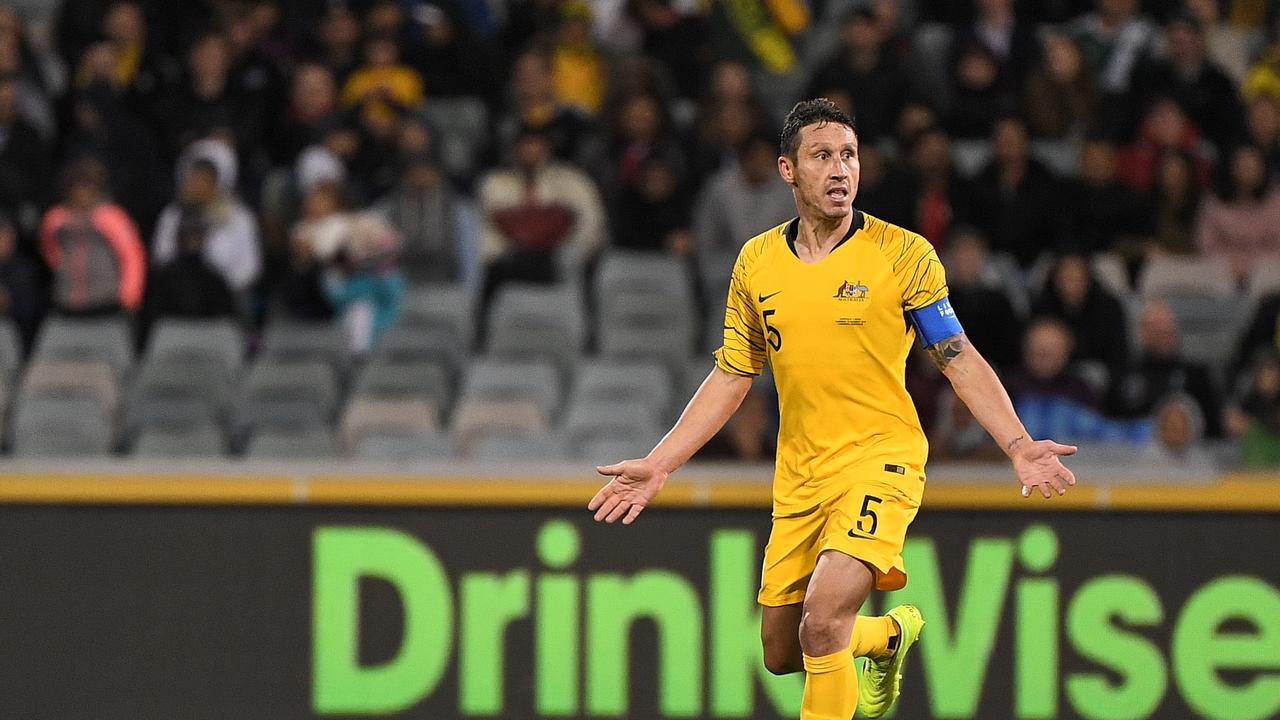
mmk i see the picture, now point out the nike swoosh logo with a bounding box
[847,529,876,540]
[758,291,782,303]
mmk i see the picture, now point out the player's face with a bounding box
[779,122,859,220]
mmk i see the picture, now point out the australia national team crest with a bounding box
[833,280,869,301]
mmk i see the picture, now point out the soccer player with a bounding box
[588,99,1077,719]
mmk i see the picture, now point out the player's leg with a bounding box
[760,603,804,675]
[797,549,875,720]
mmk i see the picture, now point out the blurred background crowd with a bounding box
[0,0,1277,468]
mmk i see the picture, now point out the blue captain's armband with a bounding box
[908,297,965,347]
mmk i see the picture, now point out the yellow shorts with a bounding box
[758,467,924,607]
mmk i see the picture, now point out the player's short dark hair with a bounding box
[780,98,856,158]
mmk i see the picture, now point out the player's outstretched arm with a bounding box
[929,333,1079,499]
[589,366,754,524]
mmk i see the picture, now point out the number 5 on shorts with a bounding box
[858,495,882,535]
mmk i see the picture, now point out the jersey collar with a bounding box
[783,209,864,259]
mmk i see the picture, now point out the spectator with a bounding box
[152,156,262,294]
[271,62,338,166]
[1184,0,1260,85]
[412,1,496,101]
[1025,31,1096,139]
[477,124,605,303]
[946,42,1014,139]
[323,213,404,354]
[1231,291,1280,386]
[958,115,1062,267]
[1195,144,1280,282]
[39,157,145,316]
[881,125,963,247]
[1140,392,1217,469]
[1069,0,1156,97]
[99,1,180,132]
[278,180,346,321]
[1245,95,1280,174]
[944,227,1023,370]
[497,48,594,162]
[1004,316,1099,409]
[954,0,1040,96]
[550,1,607,117]
[1139,11,1243,152]
[1116,97,1214,192]
[692,132,795,287]
[585,90,686,215]
[805,5,908,144]
[375,151,478,286]
[0,8,55,141]
[625,0,713,100]
[140,209,239,338]
[0,73,49,235]
[686,99,759,186]
[341,35,425,127]
[1142,149,1202,257]
[0,211,42,349]
[309,5,362,84]
[1064,138,1145,255]
[613,155,692,254]
[1226,350,1280,468]
[1031,253,1130,373]
[1107,300,1223,437]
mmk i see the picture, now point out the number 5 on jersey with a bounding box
[763,309,782,351]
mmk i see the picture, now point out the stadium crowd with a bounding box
[0,0,1277,466]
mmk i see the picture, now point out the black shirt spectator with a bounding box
[805,7,907,144]
[1031,254,1130,373]
[944,227,1024,370]
[1138,12,1244,153]
[1063,139,1146,255]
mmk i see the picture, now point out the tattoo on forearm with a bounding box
[1006,435,1026,452]
[926,333,970,370]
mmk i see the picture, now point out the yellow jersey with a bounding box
[714,210,949,512]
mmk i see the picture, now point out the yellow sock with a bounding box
[801,649,859,720]
[849,615,899,662]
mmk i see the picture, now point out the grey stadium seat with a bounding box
[595,251,695,303]
[571,360,673,421]
[468,431,565,461]
[32,316,133,377]
[18,359,118,412]
[459,359,562,419]
[353,360,453,418]
[147,318,244,372]
[573,437,656,463]
[352,430,453,462]
[373,325,466,381]
[340,397,438,451]
[11,396,113,457]
[487,283,585,368]
[401,283,476,350]
[244,426,339,459]
[560,400,663,458]
[0,317,22,379]
[450,398,548,449]
[259,321,349,372]
[232,360,339,438]
[132,423,226,458]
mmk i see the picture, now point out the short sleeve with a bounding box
[892,231,949,311]
[714,249,766,377]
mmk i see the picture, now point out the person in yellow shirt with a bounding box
[341,36,424,126]
[588,98,1078,719]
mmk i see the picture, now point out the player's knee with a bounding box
[762,644,802,675]
[798,610,852,656]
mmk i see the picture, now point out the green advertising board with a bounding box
[0,505,1275,719]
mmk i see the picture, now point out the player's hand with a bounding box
[588,458,668,525]
[1011,439,1077,499]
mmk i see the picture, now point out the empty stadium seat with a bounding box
[571,360,673,421]
[1246,262,1280,301]
[244,427,339,459]
[373,325,467,381]
[1140,256,1235,297]
[1091,253,1133,299]
[0,317,21,379]
[132,423,226,458]
[146,318,244,371]
[460,359,562,419]
[450,398,548,449]
[352,360,453,418]
[259,321,349,372]
[340,397,438,451]
[573,437,656,462]
[469,431,565,461]
[11,396,113,457]
[232,360,339,439]
[401,283,476,350]
[595,251,695,303]
[32,316,133,377]
[352,430,454,462]
[560,400,663,458]
[487,283,585,368]
[18,359,118,412]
